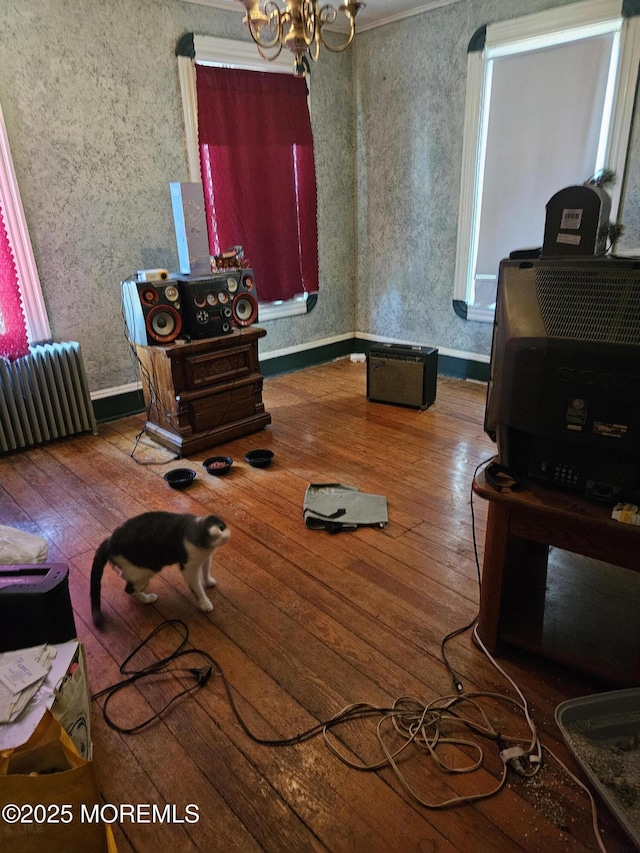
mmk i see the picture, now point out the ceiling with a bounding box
[189,0,462,33]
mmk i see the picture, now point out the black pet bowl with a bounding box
[245,449,274,468]
[164,468,196,489]
[203,455,233,476]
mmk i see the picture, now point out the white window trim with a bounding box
[453,0,640,322]
[0,104,50,343]
[177,35,310,321]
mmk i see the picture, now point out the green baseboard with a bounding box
[92,389,145,424]
[93,338,489,423]
[437,353,489,381]
[260,337,359,377]
[261,338,489,381]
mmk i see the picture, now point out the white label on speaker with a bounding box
[556,233,582,245]
[560,208,583,229]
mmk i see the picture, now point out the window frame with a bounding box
[0,104,50,344]
[177,34,315,321]
[453,0,640,323]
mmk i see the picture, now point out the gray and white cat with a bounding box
[90,512,230,628]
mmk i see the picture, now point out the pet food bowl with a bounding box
[164,468,196,489]
[245,449,274,468]
[203,455,233,476]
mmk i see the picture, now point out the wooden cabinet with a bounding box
[135,327,271,456]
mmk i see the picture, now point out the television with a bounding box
[484,256,640,503]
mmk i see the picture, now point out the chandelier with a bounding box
[237,0,365,77]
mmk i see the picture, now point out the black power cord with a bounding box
[91,622,541,810]
[91,619,400,743]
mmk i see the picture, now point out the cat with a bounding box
[90,512,230,628]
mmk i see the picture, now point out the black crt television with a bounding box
[484,256,640,503]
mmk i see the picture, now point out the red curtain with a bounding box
[0,199,29,360]
[195,66,319,304]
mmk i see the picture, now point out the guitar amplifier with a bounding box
[367,344,438,409]
[0,564,77,652]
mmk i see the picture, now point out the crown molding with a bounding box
[183,0,463,34]
[356,0,463,33]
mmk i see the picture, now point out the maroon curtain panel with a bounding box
[0,199,29,360]
[196,66,319,304]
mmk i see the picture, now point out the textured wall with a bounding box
[354,0,576,358]
[0,0,607,394]
[0,0,357,391]
[617,82,640,253]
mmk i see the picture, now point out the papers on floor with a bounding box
[0,644,57,724]
[0,641,91,760]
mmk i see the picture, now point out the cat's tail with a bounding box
[90,538,110,629]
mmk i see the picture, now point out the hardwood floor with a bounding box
[0,359,636,852]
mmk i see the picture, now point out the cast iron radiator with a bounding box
[0,341,97,453]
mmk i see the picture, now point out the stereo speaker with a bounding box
[367,344,438,410]
[230,270,259,328]
[177,269,259,338]
[121,279,184,346]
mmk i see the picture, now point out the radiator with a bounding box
[0,341,97,453]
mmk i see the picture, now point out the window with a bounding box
[453,0,640,322]
[0,104,50,358]
[177,35,319,320]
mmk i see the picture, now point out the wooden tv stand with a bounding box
[473,469,640,685]
[135,327,271,457]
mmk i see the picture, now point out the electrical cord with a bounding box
[473,624,610,852]
[120,285,177,466]
[91,619,536,810]
[91,454,607,841]
[119,279,244,465]
[439,454,495,693]
[457,462,607,851]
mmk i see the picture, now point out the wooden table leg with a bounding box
[501,535,549,648]
[477,501,512,652]
[477,501,550,653]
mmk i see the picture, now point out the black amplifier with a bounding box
[367,344,438,409]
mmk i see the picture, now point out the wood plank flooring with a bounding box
[0,358,636,852]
